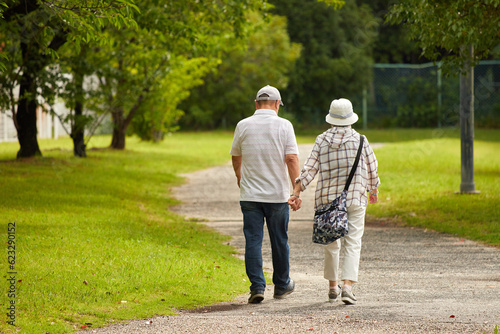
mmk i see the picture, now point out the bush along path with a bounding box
[92,144,500,334]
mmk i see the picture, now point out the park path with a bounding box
[92,144,499,334]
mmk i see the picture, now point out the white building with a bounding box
[0,101,69,143]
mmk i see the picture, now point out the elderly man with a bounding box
[230,85,300,304]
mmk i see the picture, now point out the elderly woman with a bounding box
[288,98,380,305]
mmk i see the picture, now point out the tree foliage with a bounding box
[0,0,267,154]
[268,0,379,125]
[180,11,301,130]
[88,0,265,149]
[387,0,500,71]
[355,0,424,64]
[56,44,102,157]
[0,0,138,157]
[130,56,215,141]
[316,0,344,9]
[387,0,500,193]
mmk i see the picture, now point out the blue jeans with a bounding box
[240,201,291,292]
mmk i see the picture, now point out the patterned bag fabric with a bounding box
[312,136,364,245]
[312,190,348,245]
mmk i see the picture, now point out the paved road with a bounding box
[92,144,499,334]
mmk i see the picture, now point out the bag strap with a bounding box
[344,135,364,192]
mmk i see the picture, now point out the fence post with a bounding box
[437,63,442,128]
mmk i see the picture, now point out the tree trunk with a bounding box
[16,90,41,158]
[12,2,67,159]
[16,42,42,158]
[72,72,87,157]
[459,44,477,193]
[110,109,127,150]
[110,94,145,150]
[72,132,87,157]
[110,126,126,149]
[72,101,87,157]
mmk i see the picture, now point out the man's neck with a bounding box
[257,108,279,115]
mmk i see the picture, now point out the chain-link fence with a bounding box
[359,61,500,128]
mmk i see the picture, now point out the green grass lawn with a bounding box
[0,133,248,334]
[302,128,500,246]
[0,128,498,333]
[366,137,500,245]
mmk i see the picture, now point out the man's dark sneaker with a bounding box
[273,279,295,299]
[248,290,265,304]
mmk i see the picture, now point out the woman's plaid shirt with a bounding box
[296,127,380,209]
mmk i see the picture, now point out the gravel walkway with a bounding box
[91,144,499,334]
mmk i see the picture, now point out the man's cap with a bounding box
[256,85,284,106]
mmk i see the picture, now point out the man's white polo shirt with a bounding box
[230,109,299,203]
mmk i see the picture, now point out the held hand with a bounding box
[288,196,302,211]
[369,194,378,204]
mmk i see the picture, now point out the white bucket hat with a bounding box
[256,85,284,106]
[325,98,358,126]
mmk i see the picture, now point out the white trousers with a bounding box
[323,204,366,283]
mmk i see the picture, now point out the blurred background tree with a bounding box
[0,0,138,157]
[1,0,499,156]
[180,11,301,130]
[255,0,379,126]
[89,0,264,149]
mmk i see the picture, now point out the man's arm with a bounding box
[285,154,300,185]
[231,155,242,188]
[285,154,301,211]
